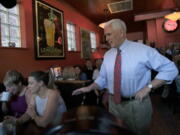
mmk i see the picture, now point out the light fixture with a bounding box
[99,22,106,28]
[0,0,17,8]
[165,8,180,21]
[98,8,109,29]
[165,11,180,21]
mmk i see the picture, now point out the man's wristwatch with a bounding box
[147,83,153,89]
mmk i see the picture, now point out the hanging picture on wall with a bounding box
[34,0,64,59]
[80,28,92,59]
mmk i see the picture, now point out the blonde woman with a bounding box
[2,70,31,118]
[62,66,76,80]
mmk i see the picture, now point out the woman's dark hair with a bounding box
[29,71,49,86]
[73,65,83,72]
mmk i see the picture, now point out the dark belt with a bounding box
[121,96,135,102]
[109,94,135,102]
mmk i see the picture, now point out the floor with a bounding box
[150,94,180,135]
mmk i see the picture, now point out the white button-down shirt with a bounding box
[95,39,178,97]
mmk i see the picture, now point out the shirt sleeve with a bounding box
[147,48,178,84]
[92,70,97,80]
[95,62,107,89]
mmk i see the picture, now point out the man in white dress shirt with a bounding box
[72,19,178,135]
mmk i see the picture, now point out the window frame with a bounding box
[0,4,22,48]
[66,22,77,51]
[90,31,97,51]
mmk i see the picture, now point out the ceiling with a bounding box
[62,0,180,32]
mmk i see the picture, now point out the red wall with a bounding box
[146,17,180,48]
[0,0,103,81]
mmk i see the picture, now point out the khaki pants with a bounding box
[109,95,152,135]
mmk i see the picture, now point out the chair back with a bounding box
[55,80,91,110]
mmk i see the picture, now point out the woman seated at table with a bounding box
[16,70,67,127]
[74,65,87,80]
[62,66,76,80]
[4,70,67,127]
[1,70,31,118]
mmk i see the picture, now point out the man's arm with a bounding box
[134,48,179,101]
[135,79,166,101]
[149,79,166,90]
[16,113,31,124]
[72,82,100,95]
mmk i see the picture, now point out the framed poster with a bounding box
[34,0,64,59]
[80,28,92,59]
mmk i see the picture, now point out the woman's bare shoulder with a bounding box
[47,89,60,98]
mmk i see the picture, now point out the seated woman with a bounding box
[2,70,31,118]
[18,71,67,127]
[92,58,103,80]
[4,71,67,128]
[62,66,76,80]
[74,65,87,80]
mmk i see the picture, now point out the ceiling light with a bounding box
[98,8,109,29]
[98,22,106,29]
[165,11,180,21]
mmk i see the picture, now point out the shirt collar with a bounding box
[119,39,128,51]
[118,39,129,52]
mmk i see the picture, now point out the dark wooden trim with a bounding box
[134,10,173,21]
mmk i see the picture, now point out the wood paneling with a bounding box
[63,0,179,32]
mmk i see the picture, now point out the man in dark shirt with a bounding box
[83,59,94,80]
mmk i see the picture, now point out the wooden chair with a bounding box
[55,80,96,111]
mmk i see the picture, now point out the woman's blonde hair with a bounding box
[62,66,76,80]
[3,70,24,86]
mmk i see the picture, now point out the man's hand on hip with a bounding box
[134,86,151,101]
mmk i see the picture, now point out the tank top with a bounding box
[35,95,67,125]
[10,95,27,118]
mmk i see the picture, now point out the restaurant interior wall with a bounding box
[146,17,180,48]
[0,0,177,82]
[0,0,103,82]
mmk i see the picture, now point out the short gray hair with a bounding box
[104,19,127,33]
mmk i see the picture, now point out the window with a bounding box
[90,32,96,50]
[66,23,76,51]
[0,4,21,47]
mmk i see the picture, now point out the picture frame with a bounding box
[80,28,92,59]
[34,0,64,59]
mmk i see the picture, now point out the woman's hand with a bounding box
[3,116,17,125]
[26,94,37,120]
[25,87,33,104]
[27,105,37,119]
[2,102,9,113]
